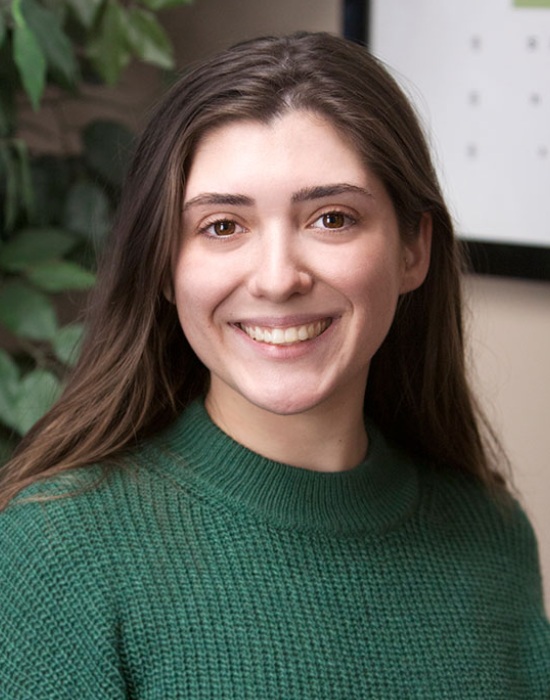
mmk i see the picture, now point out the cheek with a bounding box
[343,252,403,308]
[342,258,403,356]
[172,252,231,338]
[173,255,207,331]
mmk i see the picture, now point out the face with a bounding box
[174,110,430,422]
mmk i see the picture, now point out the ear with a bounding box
[399,212,432,294]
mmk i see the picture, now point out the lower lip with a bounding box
[231,320,338,359]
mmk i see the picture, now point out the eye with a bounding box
[200,218,244,238]
[311,210,356,231]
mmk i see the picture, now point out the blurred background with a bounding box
[0,0,549,608]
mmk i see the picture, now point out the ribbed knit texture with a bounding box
[0,400,549,698]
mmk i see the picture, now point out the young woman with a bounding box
[0,32,548,698]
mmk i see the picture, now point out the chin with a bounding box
[246,389,328,417]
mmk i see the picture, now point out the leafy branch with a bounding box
[0,0,191,459]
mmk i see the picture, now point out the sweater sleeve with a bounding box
[0,494,126,699]
[510,503,550,696]
[422,468,550,695]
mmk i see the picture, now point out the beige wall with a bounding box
[163,0,340,65]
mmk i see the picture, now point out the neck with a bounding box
[205,384,368,473]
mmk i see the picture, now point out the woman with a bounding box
[0,32,548,698]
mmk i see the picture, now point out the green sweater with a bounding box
[0,401,549,699]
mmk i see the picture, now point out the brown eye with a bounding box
[322,212,346,229]
[212,220,236,236]
[310,211,355,233]
[201,218,245,238]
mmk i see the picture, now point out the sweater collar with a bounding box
[147,400,419,535]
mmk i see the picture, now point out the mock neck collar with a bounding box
[145,400,419,535]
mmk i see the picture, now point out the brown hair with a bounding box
[0,32,506,508]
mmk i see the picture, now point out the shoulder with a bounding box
[417,466,550,693]
[418,462,535,539]
[0,439,203,585]
[0,466,133,695]
[0,450,195,695]
[420,463,532,528]
[0,447,178,548]
[0,465,119,592]
[416,462,545,594]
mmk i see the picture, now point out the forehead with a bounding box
[184,110,379,200]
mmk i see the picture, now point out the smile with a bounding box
[238,319,332,345]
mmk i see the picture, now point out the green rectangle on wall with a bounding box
[514,0,550,7]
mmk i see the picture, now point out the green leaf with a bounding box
[140,0,193,9]
[12,1,47,110]
[13,369,60,434]
[0,227,78,272]
[0,280,57,341]
[66,0,104,28]
[0,349,19,386]
[86,0,132,85]
[126,8,174,70]
[0,349,20,430]
[21,0,79,86]
[25,260,96,292]
[83,120,134,187]
[40,0,67,23]
[63,181,111,240]
[52,323,84,366]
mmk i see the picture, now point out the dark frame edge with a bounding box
[462,240,550,281]
[343,0,368,45]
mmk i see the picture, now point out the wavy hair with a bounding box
[0,32,506,508]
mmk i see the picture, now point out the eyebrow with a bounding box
[182,183,372,211]
[291,183,372,202]
[183,193,253,211]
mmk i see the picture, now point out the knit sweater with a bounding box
[0,402,549,699]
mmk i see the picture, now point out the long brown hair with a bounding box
[0,32,506,508]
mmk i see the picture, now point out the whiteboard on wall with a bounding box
[369,0,550,249]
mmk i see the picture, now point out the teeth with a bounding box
[240,319,331,345]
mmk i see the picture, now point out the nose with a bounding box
[247,229,314,302]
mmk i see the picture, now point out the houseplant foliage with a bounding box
[0,0,191,461]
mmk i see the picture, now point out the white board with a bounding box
[370,0,550,247]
